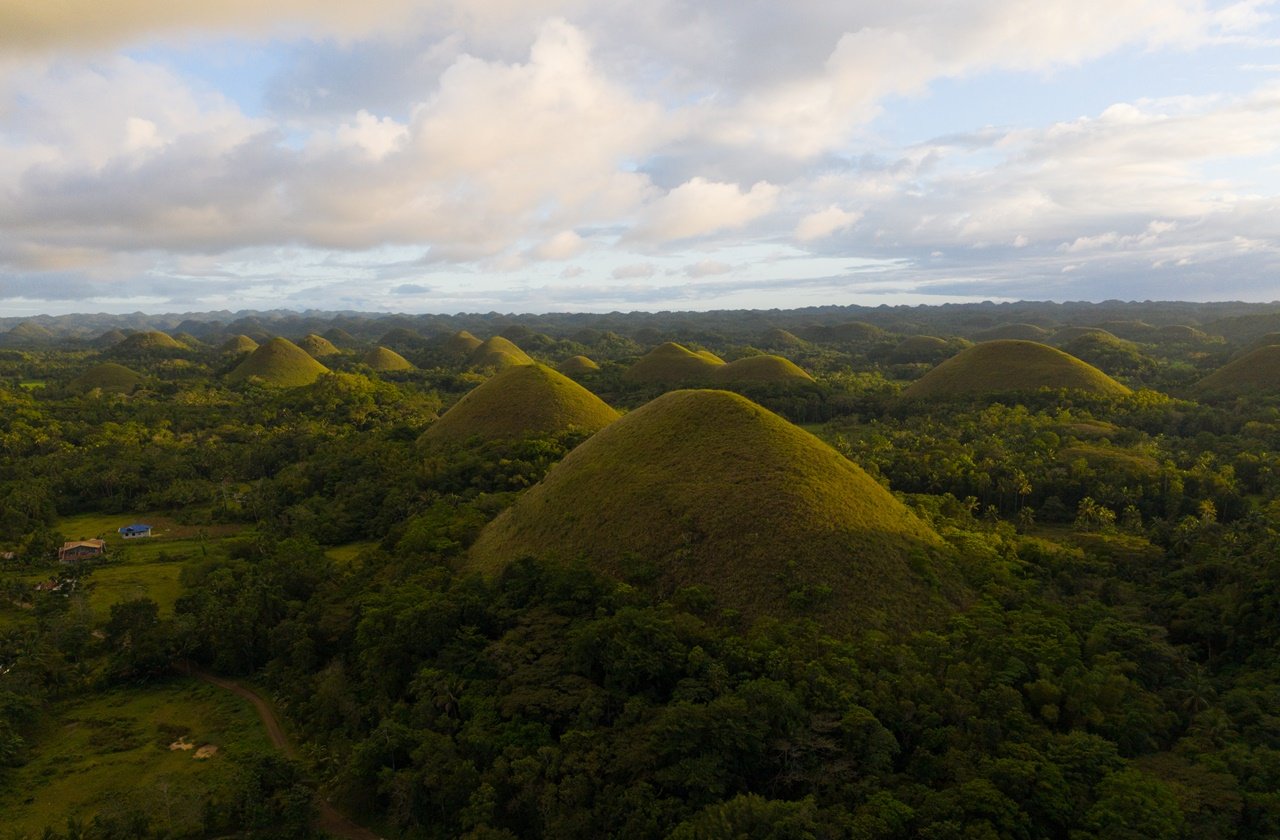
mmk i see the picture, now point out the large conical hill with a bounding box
[903,340,1131,399]
[362,346,414,371]
[713,355,814,384]
[469,390,957,634]
[623,342,726,384]
[423,363,619,445]
[227,337,329,387]
[70,362,143,393]
[469,336,534,369]
[1195,345,1280,397]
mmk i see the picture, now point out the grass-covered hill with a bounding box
[713,354,814,384]
[759,327,806,348]
[362,346,414,371]
[1062,332,1158,381]
[800,321,885,343]
[468,389,957,634]
[972,323,1052,342]
[323,327,358,348]
[226,337,329,387]
[557,354,600,376]
[91,329,129,348]
[902,340,1132,399]
[889,335,961,364]
[442,329,483,355]
[1195,345,1280,397]
[469,336,534,369]
[623,342,726,384]
[111,330,184,353]
[422,363,619,445]
[69,362,143,393]
[219,334,260,355]
[1050,326,1116,346]
[297,333,341,358]
[0,321,56,347]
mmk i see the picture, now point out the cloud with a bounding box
[393,283,433,294]
[795,205,862,241]
[612,262,656,279]
[631,178,779,242]
[532,230,585,260]
[684,260,733,277]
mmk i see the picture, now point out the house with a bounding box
[118,523,153,539]
[58,539,105,563]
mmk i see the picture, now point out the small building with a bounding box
[58,539,105,563]
[118,523,153,539]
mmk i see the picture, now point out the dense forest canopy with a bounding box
[4,300,1280,838]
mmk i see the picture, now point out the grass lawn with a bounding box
[0,677,273,837]
[324,540,378,565]
[18,380,46,390]
[85,561,186,619]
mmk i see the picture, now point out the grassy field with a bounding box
[18,380,45,390]
[324,541,379,565]
[0,677,273,837]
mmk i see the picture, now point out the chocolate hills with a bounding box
[297,333,341,358]
[469,336,534,369]
[713,355,814,384]
[557,355,600,376]
[468,389,957,634]
[422,363,619,445]
[219,334,259,355]
[623,342,726,384]
[889,335,963,364]
[973,323,1051,342]
[902,340,1131,399]
[1195,345,1280,397]
[69,362,143,393]
[111,330,184,353]
[442,330,483,355]
[227,337,329,387]
[362,346,414,371]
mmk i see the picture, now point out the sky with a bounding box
[1,1,1279,316]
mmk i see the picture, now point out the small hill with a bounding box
[227,337,329,387]
[297,334,341,358]
[69,362,143,393]
[112,331,184,353]
[889,335,962,364]
[323,327,358,348]
[442,330,483,355]
[1051,327,1116,346]
[172,332,204,348]
[1154,324,1216,344]
[469,336,534,369]
[902,340,1131,399]
[1063,332,1157,380]
[499,324,536,342]
[1095,320,1157,340]
[695,349,726,363]
[801,321,885,343]
[623,342,726,384]
[362,346,414,371]
[219,334,259,355]
[469,390,956,634]
[91,329,129,348]
[973,323,1052,342]
[557,355,600,376]
[1195,345,1280,397]
[378,327,424,351]
[759,328,806,349]
[0,321,55,347]
[713,355,814,384]
[423,364,619,445]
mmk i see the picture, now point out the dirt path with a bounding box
[188,666,384,840]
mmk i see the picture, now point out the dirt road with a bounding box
[189,666,384,840]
